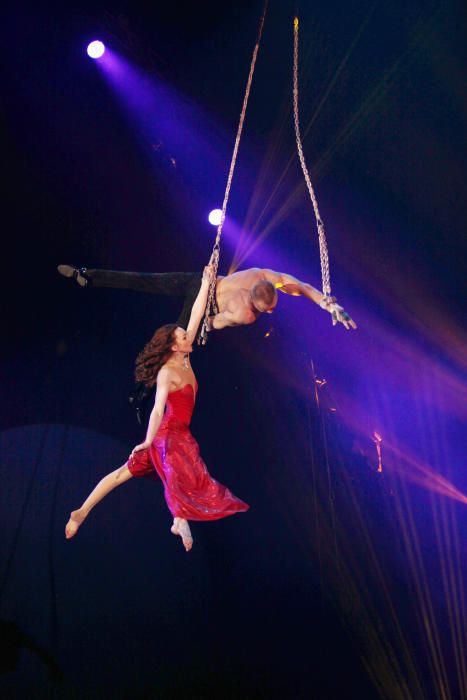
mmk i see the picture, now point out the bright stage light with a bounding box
[87,41,105,59]
[208,209,222,226]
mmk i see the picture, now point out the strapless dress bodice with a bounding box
[161,383,197,427]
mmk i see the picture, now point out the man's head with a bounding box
[250,280,278,314]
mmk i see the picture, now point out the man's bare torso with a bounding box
[215,268,266,326]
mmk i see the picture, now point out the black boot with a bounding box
[57,265,90,287]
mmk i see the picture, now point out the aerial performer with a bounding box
[57,11,357,336]
[64,265,249,552]
[57,264,356,331]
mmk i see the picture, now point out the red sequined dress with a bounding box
[128,383,249,521]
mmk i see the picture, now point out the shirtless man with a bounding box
[58,264,356,330]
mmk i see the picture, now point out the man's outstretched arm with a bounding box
[261,269,357,330]
[262,269,323,303]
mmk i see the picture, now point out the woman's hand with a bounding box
[130,441,151,457]
[202,264,215,283]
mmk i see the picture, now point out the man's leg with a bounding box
[58,265,200,296]
[88,270,202,295]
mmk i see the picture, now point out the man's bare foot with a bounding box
[65,510,85,539]
[171,517,193,552]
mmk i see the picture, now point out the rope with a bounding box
[198,1,269,344]
[293,17,332,299]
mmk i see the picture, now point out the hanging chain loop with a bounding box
[293,17,332,299]
[199,2,269,344]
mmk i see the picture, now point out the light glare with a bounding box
[208,209,223,226]
[87,41,105,59]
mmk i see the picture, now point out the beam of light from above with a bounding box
[90,48,229,206]
[208,209,223,226]
[87,41,105,59]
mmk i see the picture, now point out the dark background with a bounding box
[1,1,466,698]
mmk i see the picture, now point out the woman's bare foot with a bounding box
[65,510,86,539]
[171,517,193,552]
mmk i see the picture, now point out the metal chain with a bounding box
[293,17,332,298]
[199,3,269,344]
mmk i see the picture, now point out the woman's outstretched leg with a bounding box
[65,464,133,539]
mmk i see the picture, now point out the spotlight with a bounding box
[87,41,105,59]
[208,209,223,226]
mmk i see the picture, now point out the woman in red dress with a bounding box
[65,266,248,551]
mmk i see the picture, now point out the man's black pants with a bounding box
[86,269,202,330]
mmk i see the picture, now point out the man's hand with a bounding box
[331,304,357,330]
[320,296,357,330]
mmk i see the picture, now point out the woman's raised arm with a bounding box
[185,265,215,343]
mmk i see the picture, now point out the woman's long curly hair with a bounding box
[135,323,178,388]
